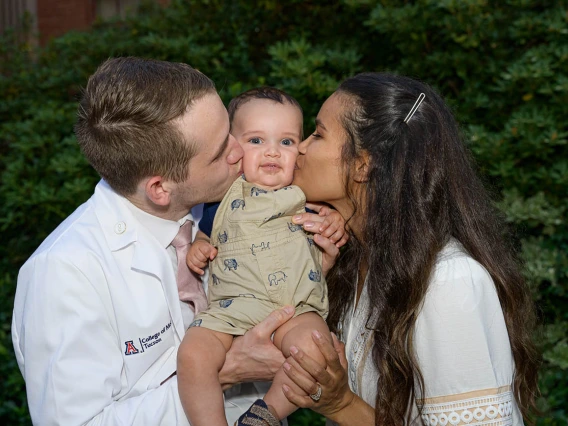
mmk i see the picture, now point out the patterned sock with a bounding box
[234,399,281,426]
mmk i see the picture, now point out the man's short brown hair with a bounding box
[75,57,216,196]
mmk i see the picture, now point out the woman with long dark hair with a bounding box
[279,73,540,425]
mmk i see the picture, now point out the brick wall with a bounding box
[35,0,170,45]
[37,0,95,45]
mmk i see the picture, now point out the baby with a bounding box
[177,87,342,425]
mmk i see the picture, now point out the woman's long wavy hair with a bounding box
[325,73,539,425]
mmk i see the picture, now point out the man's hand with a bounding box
[219,306,295,390]
[186,240,218,275]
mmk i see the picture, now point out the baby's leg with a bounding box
[264,311,330,420]
[177,326,233,426]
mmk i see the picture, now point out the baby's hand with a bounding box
[186,240,218,276]
[295,203,349,248]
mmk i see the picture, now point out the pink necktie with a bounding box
[170,221,208,314]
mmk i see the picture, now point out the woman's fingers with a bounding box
[289,345,332,386]
[314,208,349,246]
[282,384,314,408]
[292,212,317,225]
[315,234,340,276]
[335,232,349,248]
[328,228,344,243]
[331,333,348,370]
[282,361,320,396]
[311,330,344,372]
[293,210,349,246]
[319,218,339,237]
[305,202,324,213]
[284,333,352,419]
[285,356,314,380]
[317,205,331,216]
[314,234,339,256]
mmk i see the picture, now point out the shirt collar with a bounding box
[122,199,193,248]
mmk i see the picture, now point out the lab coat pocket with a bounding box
[147,346,177,390]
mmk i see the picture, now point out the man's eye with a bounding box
[249,137,262,144]
[281,138,293,146]
[311,132,322,139]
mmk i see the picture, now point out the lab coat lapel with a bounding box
[130,234,186,342]
[93,180,186,342]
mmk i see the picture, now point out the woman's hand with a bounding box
[294,203,349,248]
[293,204,349,276]
[218,306,295,390]
[281,331,356,420]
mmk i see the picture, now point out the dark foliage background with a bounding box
[1,1,566,424]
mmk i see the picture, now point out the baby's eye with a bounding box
[249,137,262,144]
[281,138,294,146]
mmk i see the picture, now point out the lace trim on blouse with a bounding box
[340,272,377,398]
[417,387,514,425]
[346,311,377,395]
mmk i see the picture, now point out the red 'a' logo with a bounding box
[124,340,139,355]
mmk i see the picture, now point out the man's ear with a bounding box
[353,152,370,183]
[144,176,172,206]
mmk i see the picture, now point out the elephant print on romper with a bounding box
[268,271,287,286]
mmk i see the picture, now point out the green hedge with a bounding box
[1,0,566,424]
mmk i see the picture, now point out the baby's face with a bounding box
[231,99,303,190]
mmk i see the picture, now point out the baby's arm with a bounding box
[186,230,218,275]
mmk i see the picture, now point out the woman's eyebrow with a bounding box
[315,118,327,131]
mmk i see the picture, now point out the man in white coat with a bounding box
[11,57,299,425]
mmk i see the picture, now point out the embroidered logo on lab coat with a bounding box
[124,340,140,355]
[124,321,172,355]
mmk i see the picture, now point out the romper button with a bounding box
[114,221,126,234]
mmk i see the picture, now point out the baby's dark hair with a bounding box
[227,86,303,124]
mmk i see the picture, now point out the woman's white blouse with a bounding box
[336,240,522,425]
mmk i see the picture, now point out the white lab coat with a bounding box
[12,180,268,425]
